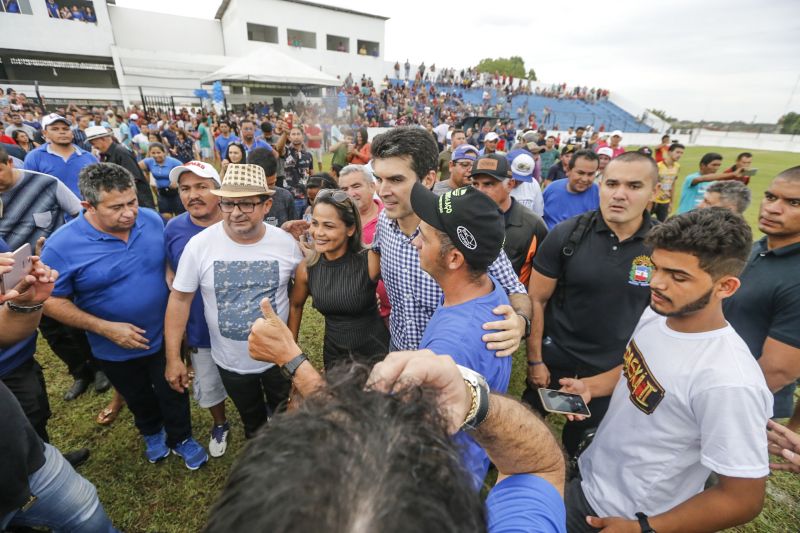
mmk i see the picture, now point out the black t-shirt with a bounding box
[546,164,567,183]
[503,199,548,279]
[533,210,654,370]
[0,380,45,516]
[723,238,800,358]
[264,186,297,227]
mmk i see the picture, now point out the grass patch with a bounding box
[37,147,799,532]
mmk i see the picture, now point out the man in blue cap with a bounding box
[470,153,548,285]
[433,144,479,195]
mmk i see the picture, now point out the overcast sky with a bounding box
[117,0,800,123]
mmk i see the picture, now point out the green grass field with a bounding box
[36,146,799,532]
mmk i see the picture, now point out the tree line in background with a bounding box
[474,56,537,81]
[648,108,800,135]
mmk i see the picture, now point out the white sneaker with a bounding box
[209,422,230,458]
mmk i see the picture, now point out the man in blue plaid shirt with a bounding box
[370,127,531,353]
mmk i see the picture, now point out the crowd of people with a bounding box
[0,88,799,533]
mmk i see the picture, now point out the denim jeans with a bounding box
[773,381,797,419]
[1,443,118,532]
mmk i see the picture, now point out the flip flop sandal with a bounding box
[96,404,124,426]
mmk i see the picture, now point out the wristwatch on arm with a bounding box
[457,365,490,431]
[280,353,309,381]
[635,512,656,533]
[518,313,531,339]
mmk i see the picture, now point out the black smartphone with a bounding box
[537,388,591,417]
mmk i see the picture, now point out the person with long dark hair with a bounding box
[221,141,246,178]
[346,127,371,165]
[288,189,388,370]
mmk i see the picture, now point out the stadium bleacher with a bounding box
[388,79,652,133]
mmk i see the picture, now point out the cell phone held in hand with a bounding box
[0,243,33,295]
[538,388,591,417]
[742,168,758,177]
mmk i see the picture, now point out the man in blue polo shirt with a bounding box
[239,119,272,155]
[24,114,97,198]
[41,163,208,470]
[163,160,230,457]
[214,121,239,163]
[542,149,600,229]
[410,182,513,487]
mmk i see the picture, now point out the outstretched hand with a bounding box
[767,419,800,474]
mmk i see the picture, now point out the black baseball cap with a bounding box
[410,182,504,271]
[469,153,512,181]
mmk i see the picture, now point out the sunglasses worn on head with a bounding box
[315,188,350,204]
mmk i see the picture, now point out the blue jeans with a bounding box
[773,382,797,419]
[1,443,118,532]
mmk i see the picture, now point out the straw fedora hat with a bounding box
[210,164,275,198]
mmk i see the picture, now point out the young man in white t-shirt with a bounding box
[164,164,304,439]
[560,207,773,533]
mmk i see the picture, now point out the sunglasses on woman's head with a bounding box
[315,188,350,205]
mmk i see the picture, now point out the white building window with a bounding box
[247,23,278,44]
[326,35,349,53]
[357,40,379,57]
[287,29,316,49]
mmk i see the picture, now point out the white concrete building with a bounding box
[0,0,389,108]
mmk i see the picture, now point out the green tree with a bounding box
[475,56,527,79]
[648,109,677,123]
[778,112,800,134]
[527,68,537,81]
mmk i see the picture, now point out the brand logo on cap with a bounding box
[457,226,477,250]
[476,159,499,171]
[515,161,532,173]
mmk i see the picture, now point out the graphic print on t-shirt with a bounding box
[214,260,279,341]
[622,339,665,414]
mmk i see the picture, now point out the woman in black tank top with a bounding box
[288,189,388,370]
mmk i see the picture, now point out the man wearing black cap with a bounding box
[410,182,513,487]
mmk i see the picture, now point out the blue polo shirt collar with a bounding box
[76,210,144,245]
[44,142,86,157]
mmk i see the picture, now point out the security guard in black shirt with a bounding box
[723,167,800,424]
[523,152,659,455]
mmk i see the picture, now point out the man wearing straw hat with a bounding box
[165,164,304,439]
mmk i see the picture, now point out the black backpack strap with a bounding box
[556,210,598,307]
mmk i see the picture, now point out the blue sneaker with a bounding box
[172,437,209,470]
[143,429,169,463]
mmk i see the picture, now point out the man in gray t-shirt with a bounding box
[433,144,478,196]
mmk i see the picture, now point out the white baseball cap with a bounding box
[484,132,499,142]
[596,147,614,158]
[41,113,70,128]
[169,160,221,187]
[85,125,112,141]
[611,130,623,138]
[509,151,535,183]
[130,113,139,121]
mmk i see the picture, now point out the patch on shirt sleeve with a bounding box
[214,260,279,341]
[623,339,665,414]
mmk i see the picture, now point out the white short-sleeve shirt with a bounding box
[579,308,772,518]
[173,222,304,374]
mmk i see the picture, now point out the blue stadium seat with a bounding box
[386,79,652,133]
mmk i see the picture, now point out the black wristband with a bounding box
[635,512,656,533]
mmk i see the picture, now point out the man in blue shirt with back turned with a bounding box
[410,181,513,487]
[41,162,208,470]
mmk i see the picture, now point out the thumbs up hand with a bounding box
[248,298,303,366]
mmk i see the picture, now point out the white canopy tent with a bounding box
[201,47,340,87]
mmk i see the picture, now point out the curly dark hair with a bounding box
[371,126,439,181]
[78,163,135,206]
[204,364,486,533]
[645,207,752,279]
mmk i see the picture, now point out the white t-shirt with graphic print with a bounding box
[579,307,772,518]
[173,222,303,374]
